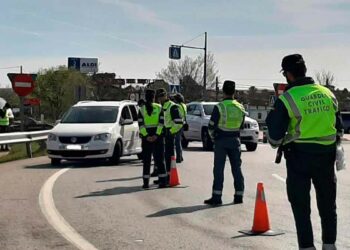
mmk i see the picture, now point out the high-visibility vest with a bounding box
[0,109,10,126]
[178,103,187,121]
[139,103,163,137]
[279,83,337,145]
[163,100,183,134]
[217,99,245,132]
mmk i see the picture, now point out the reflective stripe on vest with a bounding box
[217,100,244,132]
[279,84,337,145]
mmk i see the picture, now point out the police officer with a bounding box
[266,54,342,250]
[173,93,187,163]
[156,89,183,181]
[138,90,168,189]
[204,80,245,205]
[0,103,14,151]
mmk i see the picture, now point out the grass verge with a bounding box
[0,142,47,164]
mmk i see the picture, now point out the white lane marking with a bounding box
[272,173,286,183]
[39,168,98,250]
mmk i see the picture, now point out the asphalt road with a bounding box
[1,142,350,250]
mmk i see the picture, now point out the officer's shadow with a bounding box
[75,185,189,198]
[147,203,231,218]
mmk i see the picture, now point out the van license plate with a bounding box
[66,145,82,150]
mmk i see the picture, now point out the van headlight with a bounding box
[94,133,111,142]
[251,122,259,129]
[48,133,57,141]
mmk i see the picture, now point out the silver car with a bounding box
[182,102,259,151]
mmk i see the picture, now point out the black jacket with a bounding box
[265,77,343,153]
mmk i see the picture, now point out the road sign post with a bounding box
[169,32,208,100]
[7,72,37,158]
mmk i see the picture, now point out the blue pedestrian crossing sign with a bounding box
[169,46,181,60]
[169,84,180,93]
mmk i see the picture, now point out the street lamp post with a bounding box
[169,32,208,100]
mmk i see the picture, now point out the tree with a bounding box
[90,73,128,101]
[157,52,219,89]
[33,66,89,121]
[315,70,335,90]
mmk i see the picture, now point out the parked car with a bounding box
[9,116,53,132]
[182,102,259,151]
[341,112,350,134]
[47,100,142,165]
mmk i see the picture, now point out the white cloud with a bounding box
[96,0,183,32]
[272,0,350,32]
[0,25,42,38]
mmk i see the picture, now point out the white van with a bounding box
[47,101,142,165]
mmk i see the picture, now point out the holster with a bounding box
[275,146,284,164]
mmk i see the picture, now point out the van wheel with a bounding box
[109,141,122,165]
[245,143,258,152]
[181,136,189,149]
[202,128,213,151]
[51,158,61,166]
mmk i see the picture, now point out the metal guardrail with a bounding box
[0,130,51,158]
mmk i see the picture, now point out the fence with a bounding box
[0,130,50,158]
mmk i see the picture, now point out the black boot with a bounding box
[204,196,222,206]
[233,195,243,204]
[150,171,158,177]
[142,179,149,189]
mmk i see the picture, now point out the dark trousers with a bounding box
[0,126,9,150]
[285,147,337,248]
[212,137,244,197]
[142,137,167,185]
[175,128,184,162]
[165,130,175,175]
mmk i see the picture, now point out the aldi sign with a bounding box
[68,57,98,74]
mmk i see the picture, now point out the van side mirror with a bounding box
[121,118,133,126]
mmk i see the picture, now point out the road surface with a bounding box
[1,142,350,250]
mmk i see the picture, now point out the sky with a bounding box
[0,0,350,90]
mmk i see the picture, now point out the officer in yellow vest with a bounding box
[173,93,187,163]
[0,103,13,151]
[266,54,343,250]
[204,80,246,206]
[138,90,168,189]
[156,89,183,181]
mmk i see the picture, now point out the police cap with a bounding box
[281,54,305,72]
[156,88,167,98]
[223,80,236,95]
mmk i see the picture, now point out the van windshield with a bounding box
[61,106,119,123]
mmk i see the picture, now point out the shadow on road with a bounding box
[75,185,156,198]
[147,203,231,217]
[231,234,254,240]
[96,176,142,183]
[76,184,189,198]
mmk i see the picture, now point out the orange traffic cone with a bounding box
[239,182,284,236]
[169,156,180,187]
